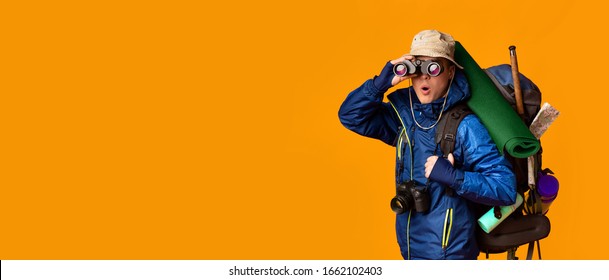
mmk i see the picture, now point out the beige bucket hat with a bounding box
[409,30,463,69]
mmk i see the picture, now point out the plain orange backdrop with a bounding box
[2,0,608,260]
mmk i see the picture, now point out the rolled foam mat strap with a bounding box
[454,41,540,158]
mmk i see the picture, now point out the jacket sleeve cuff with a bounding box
[430,157,463,187]
[364,78,387,98]
[452,169,465,189]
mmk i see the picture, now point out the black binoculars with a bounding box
[393,59,444,77]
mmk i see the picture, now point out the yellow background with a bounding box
[2,0,608,260]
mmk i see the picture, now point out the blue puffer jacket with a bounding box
[338,70,516,260]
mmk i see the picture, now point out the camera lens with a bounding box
[391,181,417,215]
[390,197,408,214]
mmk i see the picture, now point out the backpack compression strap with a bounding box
[435,102,472,157]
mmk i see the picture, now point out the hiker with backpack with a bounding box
[338,30,517,260]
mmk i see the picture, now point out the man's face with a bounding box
[410,57,455,104]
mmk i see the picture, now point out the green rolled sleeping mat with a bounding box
[454,41,540,158]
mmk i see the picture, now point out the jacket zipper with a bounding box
[442,208,453,250]
[397,127,404,160]
[389,101,412,179]
[389,101,415,259]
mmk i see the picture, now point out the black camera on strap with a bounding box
[390,180,430,214]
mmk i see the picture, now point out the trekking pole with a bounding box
[509,46,526,119]
[510,45,538,212]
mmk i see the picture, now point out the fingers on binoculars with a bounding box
[392,55,412,65]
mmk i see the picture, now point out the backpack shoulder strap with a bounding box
[435,102,473,157]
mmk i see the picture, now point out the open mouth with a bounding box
[421,86,431,94]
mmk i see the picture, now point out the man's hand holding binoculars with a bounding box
[372,55,416,92]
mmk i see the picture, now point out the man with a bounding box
[338,30,516,260]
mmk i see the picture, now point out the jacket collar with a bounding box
[388,70,470,120]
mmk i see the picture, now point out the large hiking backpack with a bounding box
[436,64,551,260]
